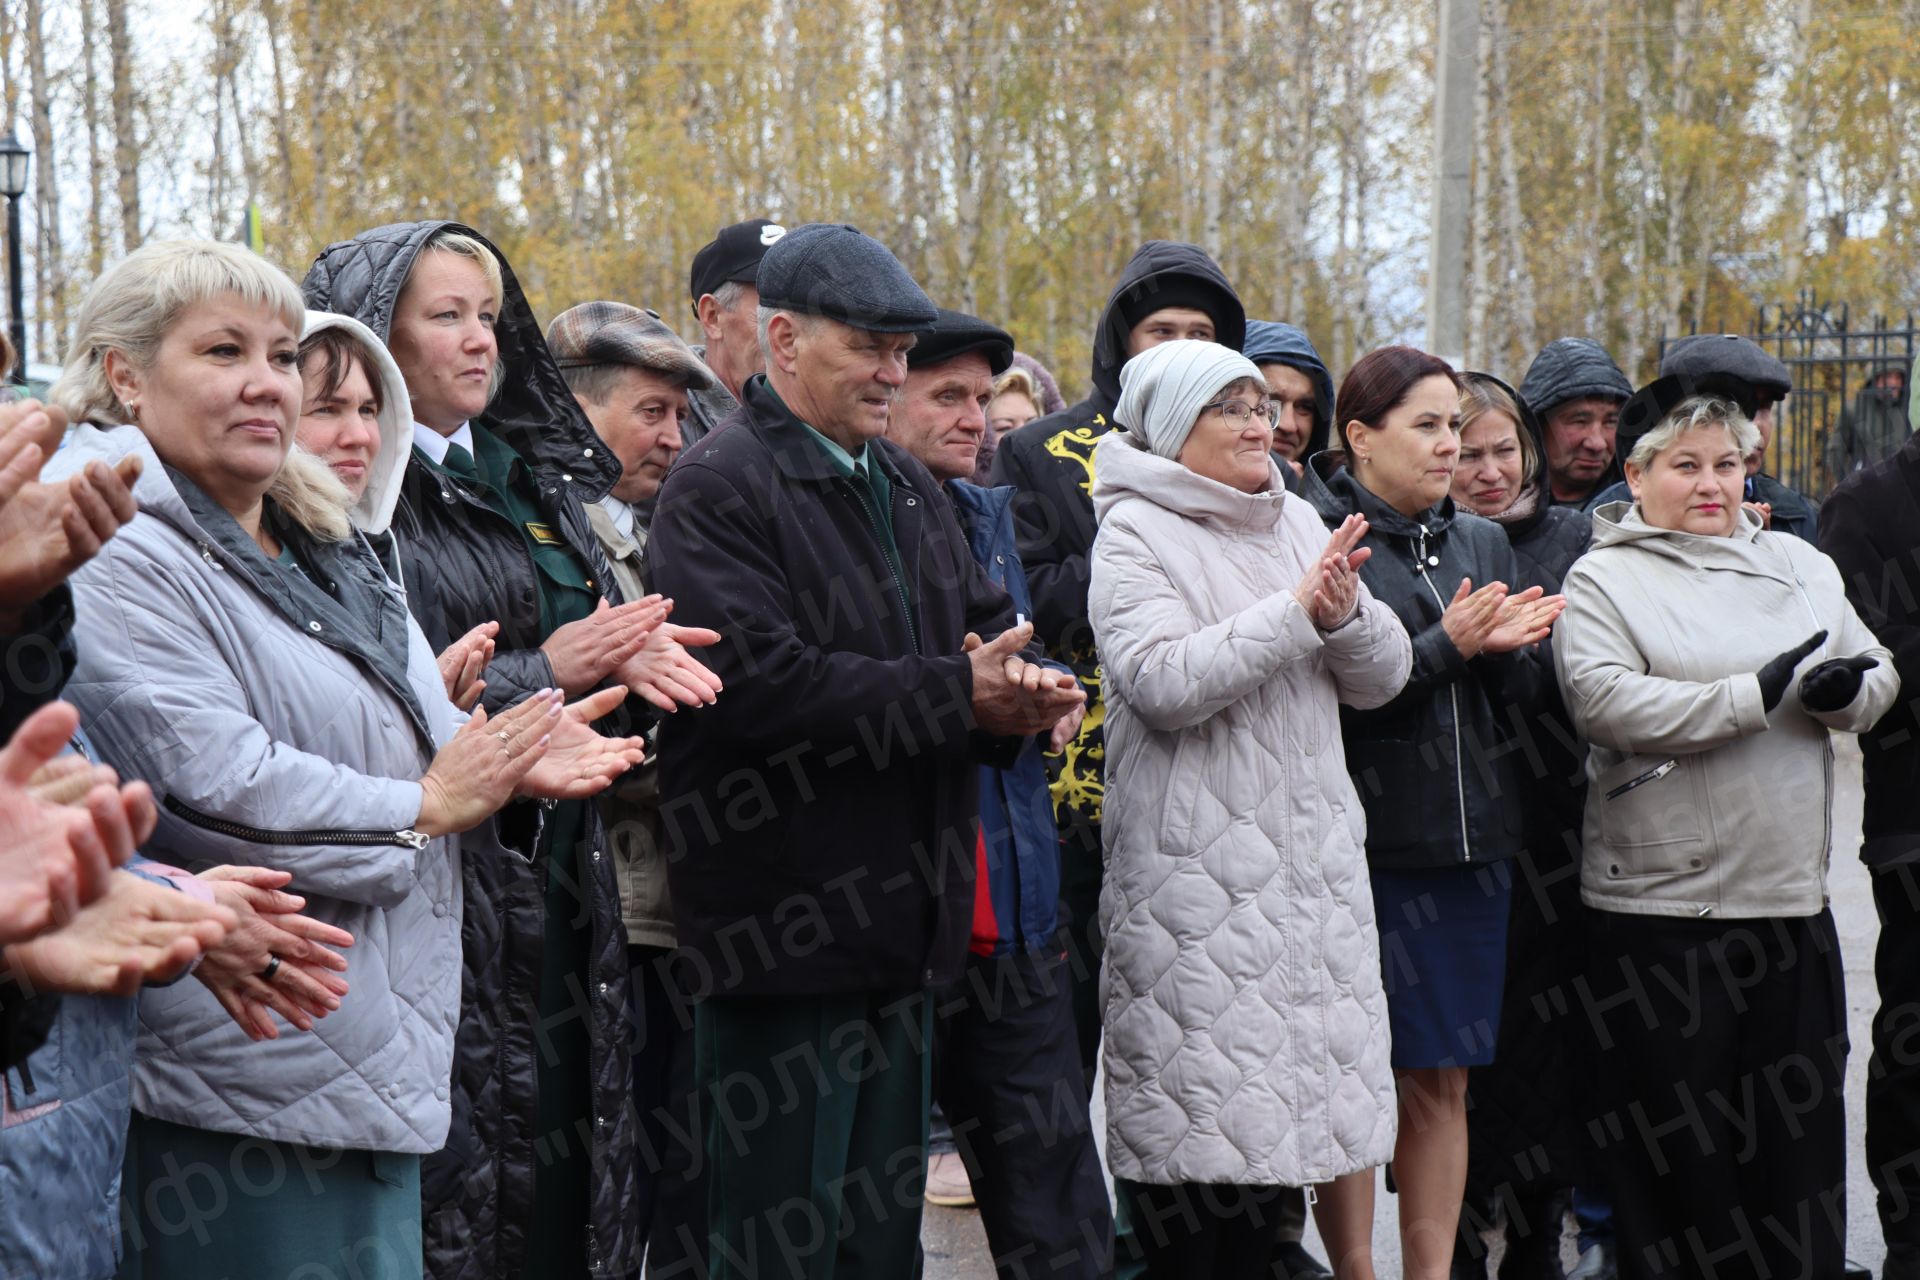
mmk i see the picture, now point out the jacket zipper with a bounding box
[1413,526,1473,862]
[842,478,921,655]
[165,794,430,850]
[1604,759,1677,801]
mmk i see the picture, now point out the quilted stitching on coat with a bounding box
[1089,432,1410,1186]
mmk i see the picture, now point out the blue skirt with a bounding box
[1372,861,1513,1069]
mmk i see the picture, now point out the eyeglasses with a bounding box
[1201,399,1277,424]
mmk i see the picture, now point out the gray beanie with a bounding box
[1113,339,1263,460]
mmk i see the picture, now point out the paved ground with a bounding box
[923,738,1888,1277]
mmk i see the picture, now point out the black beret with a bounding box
[908,308,1014,376]
[755,223,937,334]
[688,219,788,305]
[1658,334,1792,414]
[1615,373,1758,467]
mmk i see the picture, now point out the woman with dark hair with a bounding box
[1301,346,1565,1280]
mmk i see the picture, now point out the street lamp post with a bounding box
[0,132,30,386]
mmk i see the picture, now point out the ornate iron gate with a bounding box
[1663,293,1916,498]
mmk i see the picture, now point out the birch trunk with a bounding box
[25,0,62,352]
[105,0,141,250]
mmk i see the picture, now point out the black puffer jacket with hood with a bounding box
[1301,456,1554,870]
[303,221,641,1280]
[988,241,1244,841]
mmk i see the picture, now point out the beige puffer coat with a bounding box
[1088,430,1411,1187]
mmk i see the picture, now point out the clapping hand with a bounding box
[1439,579,1509,659]
[1295,514,1373,630]
[540,596,671,696]
[0,400,141,624]
[194,865,355,1041]
[1482,586,1566,654]
[0,702,150,945]
[437,621,498,712]
[515,686,648,800]
[611,622,724,713]
[966,623,1087,739]
[415,691,566,836]
[4,870,234,997]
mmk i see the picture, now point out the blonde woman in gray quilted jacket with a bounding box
[1089,340,1412,1279]
[46,240,645,1280]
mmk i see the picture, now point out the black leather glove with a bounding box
[1799,655,1879,713]
[1757,631,1826,711]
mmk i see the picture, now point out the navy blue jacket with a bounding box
[947,481,1061,956]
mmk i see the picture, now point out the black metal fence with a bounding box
[1662,293,1916,499]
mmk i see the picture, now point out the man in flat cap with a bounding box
[684,217,788,450]
[549,299,727,1274]
[887,307,1112,1276]
[646,225,1085,1277]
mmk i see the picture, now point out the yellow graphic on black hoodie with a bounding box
[1039,415,1107,828]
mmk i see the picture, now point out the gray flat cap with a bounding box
[547,301,717,392]
[1659,333,1792,411]
[756,223,937,334]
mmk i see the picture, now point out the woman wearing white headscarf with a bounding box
[1088,340,1411,1278]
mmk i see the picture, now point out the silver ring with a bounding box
[260,955,282,983]
[495,729,511,744]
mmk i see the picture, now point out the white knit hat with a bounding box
[1113,339,1263,460]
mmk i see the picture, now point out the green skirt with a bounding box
[117,1111,422,1280]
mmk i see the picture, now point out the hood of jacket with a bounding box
[1243,319,1334,458]
[1092,425,1290,532]
[1520,338,1632,498]
[301,309,414,536]
[1086,241,1246,417]
[301,219,623,502]
[1587,498,1771,566]
[1518,337,1634,421]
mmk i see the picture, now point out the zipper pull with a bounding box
[199,543,225,572]
[395,829,430,850]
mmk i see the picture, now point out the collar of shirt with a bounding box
[412,420,475,464]
[596,492,638,544]
[796,420,870,479]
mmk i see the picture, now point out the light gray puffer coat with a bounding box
[52,424,473,1154]
[1557,502,1898,919]
[1088,430,1411,1187]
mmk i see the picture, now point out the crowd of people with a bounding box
[0,213,1915,1280]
